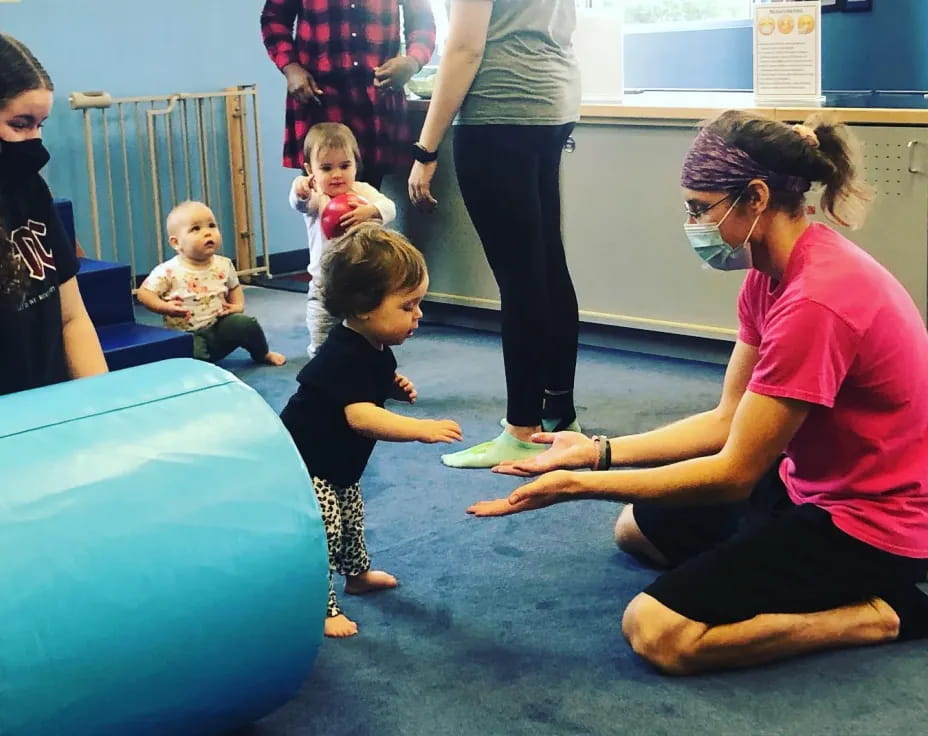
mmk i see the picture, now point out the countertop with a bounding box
[408,91,928,126]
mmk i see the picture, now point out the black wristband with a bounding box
[411,142,438,163]
[593,435,609,471]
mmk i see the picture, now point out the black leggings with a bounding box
[453,123,578,427]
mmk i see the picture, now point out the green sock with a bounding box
[441,430,548,469]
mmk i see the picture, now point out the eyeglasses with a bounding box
[684,192,737,220]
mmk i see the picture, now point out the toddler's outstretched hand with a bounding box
[392,372,417,403]
[417,419,463,444]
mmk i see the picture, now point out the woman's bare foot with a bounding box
[264,351,287,366]
[506,423,543,442]
[324,613,358,638]
[344,570,398,595]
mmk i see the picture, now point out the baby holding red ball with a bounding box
[289,122,397,357]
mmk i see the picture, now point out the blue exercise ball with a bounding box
[0,359,328,735]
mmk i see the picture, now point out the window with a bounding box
[426,1,753,51]
[577,0,752,28]
[428,1,448,55]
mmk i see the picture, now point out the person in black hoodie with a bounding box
[0,34,107,396]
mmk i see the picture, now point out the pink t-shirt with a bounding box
[738,223,928,557]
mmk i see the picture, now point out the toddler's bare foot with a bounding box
[344,570,398,595]
[264,351,287,366]
[324,613,358,638]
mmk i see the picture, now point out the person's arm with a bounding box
[417,1,489,152]
[373,0,437,90]
[578,390,808,504]
[58,277,108,379]
[469,389,810,517]
[290,176,316,214]
[137,263,194,319]
[609,340,759,466]
[408,0,491,208]
[135,286,188,319]
[493,340,760,477]
[219,284,246,316]
[354,183,397,224]
[401,0,437,71]
[260,0,300,70]
[261,0,323,103]
[345,402,462,443]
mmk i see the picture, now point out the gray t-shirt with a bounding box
[456,0,581,126]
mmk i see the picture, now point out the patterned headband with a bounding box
[680,129,811,194]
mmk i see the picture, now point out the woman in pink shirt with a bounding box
[467,109,928,674]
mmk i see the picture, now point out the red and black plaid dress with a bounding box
[261,0,436,172]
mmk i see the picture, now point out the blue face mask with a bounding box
[684,195,759,272]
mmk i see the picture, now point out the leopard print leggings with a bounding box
[312,476,371,617]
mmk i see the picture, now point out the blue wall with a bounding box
[2,0,926,265]
[626,0,928,91]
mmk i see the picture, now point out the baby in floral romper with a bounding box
[137,201,286,365]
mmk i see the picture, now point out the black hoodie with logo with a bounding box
[0,139,79,396]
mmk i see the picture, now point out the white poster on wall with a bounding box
[753,0,823,105]
[574,5,624,104]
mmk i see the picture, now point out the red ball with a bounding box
[320,193,369,239]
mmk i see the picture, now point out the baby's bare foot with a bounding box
[264,351,287,366]
[344,570,398,595]
[324,613,358,638]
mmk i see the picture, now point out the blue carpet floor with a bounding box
[153,287,928,736]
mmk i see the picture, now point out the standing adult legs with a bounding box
[537,123,579,428]
[442,124,579,467]
[453,124,566,428]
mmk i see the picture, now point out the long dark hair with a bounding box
[0,34,52,109]
[0,34,53,304]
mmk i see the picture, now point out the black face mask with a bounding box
[0,138,51,178]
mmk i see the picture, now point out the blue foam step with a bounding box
[78,258,135,326]
[96,322,193,371]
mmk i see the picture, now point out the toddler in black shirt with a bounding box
[280,223,462,638]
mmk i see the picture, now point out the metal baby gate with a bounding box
[69,85,271,285]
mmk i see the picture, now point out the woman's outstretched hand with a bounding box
[466,470,581,517]
[492,431,597,477]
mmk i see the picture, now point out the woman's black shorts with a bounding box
[634,460,928,639]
